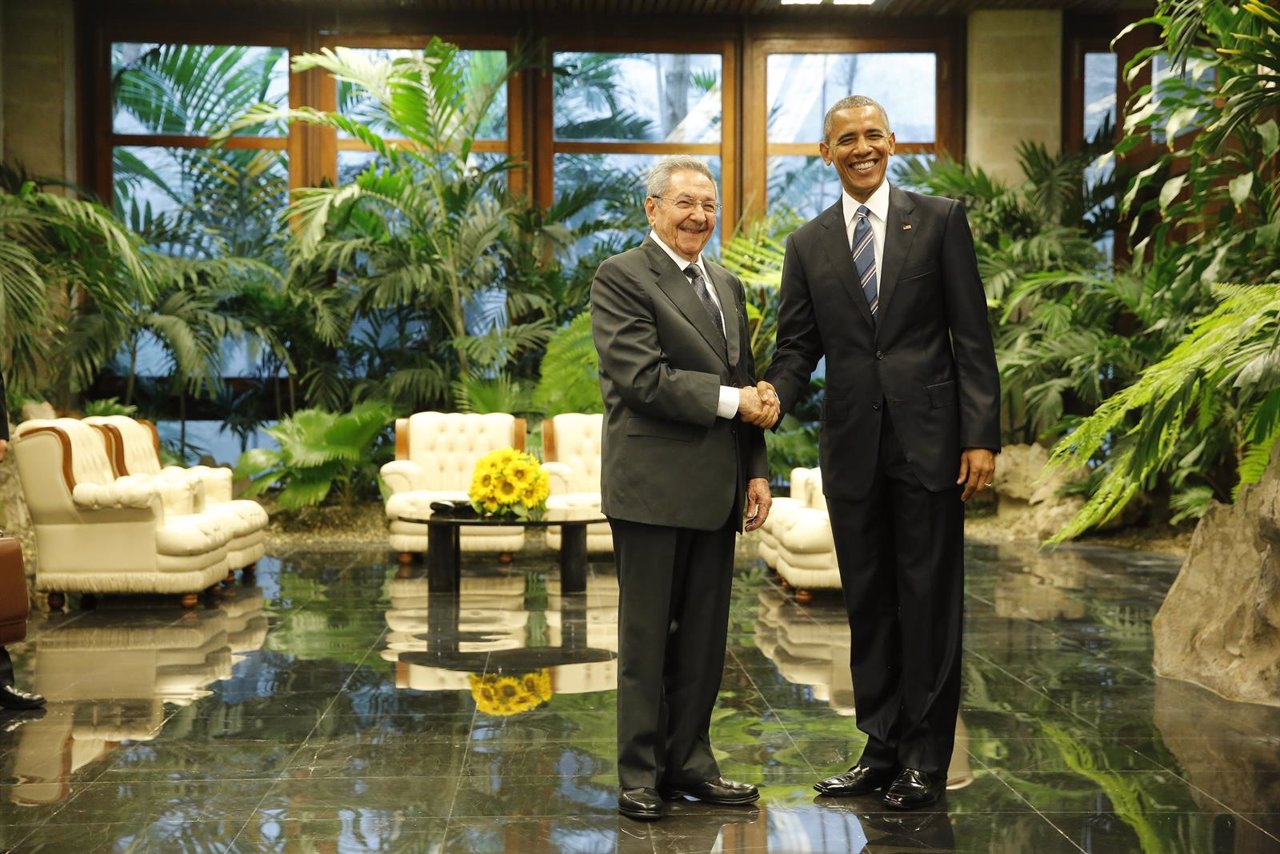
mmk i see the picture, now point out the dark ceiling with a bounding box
[108,0,1137,16]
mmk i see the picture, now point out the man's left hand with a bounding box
[956,448,996,502]
[0,439,8,463]
[744,477,772,531]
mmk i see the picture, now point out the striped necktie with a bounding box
[852,205,879,321]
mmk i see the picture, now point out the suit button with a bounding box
[875,350,884,360]
[872,401,882,411]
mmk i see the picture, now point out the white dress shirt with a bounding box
[649,230,740,420]
[841,179,890,275]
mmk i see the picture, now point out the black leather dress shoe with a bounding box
[814,763,898,796]
[618,787,664,821]
[882,768,945,810]
[667,776,759,805]
[0,684,45,711]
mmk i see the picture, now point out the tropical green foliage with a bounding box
[235,401,394,511]
[221,41,586,412]
[532,313,602,417]
[0,174,149,408]
[1045,0,1280,538]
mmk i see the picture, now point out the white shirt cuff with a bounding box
[717,386,741,420]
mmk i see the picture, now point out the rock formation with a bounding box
[1152,443,1280,706]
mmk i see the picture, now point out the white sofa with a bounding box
[12,418,232,608]
[380,412,528,560]
[541,413,612,553]
[84,415,267,574]
[758,467,840,601]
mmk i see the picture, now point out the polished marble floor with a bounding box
[1,537,1278,853]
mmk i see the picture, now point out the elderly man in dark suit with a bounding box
[761,96,1000,810]
[0,369,46,711]
[591,155,776,822]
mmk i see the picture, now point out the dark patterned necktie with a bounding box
[683,264,726,344]
[852,205,879,321]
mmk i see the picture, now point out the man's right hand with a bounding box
[0,439,8,463]
[739,385,779,428]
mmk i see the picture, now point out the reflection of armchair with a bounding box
[380,412,528,560]
[84,415,267,573]
[13,419,232,608]
[768,469,840,601]
[755,586,855,714]
[8,597,265,806]
[541,413,612,553]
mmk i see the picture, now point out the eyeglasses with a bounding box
[652,195,721,215]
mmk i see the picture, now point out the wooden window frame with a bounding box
[537,37,740,237]
[313,33,526,195]
[742,33,963,222]
[92,22,303,208]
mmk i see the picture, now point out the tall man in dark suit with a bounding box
[0,369,47,711]
[761,96,1000,809]
[591,156,776,822]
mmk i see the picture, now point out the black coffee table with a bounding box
[400,515,606,596]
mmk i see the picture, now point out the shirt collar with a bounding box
[842,180,891,227]
[650,229,705,277]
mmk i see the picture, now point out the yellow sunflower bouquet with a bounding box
[468,447,551,520]
[469,669,553,716]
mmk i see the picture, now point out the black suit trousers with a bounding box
[826,413,964,775]
[609,515,736,790]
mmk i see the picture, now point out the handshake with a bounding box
[739,381,780,429]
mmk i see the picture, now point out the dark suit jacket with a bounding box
[766,187,1000,499]
[591,236,768,531]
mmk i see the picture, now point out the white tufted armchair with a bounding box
[83,415,267,574]
[380,412,528,560]
[540,413,612,553]
[761,467,840,602]
[12,418,233,608]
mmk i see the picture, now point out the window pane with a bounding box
[555,153,722,262]
[1083,52,1117,143]
[554,53,723,143]
[335,48,508,140]
[112,43,288,136]
[113,146,288,260]
[766,53,936,144]
[767,156,843,222]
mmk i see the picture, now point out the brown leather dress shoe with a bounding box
[618,787,664,821]
[667,776,759,805]
[882,768,945,810]
[814,763,898,796]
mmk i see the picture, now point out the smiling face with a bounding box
[644,169,718,262]
[820,104,896,203]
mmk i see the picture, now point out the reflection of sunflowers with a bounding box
[468,448,550,520]
[469,670,553,716]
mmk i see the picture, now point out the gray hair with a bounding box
[822,95,892,143]
[645,156,717,200]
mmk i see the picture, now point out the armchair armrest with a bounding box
[380,460,427,494]
[541,462,573,496]
[72,475,165,513]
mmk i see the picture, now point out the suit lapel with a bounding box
[877,186,916,325]
[818,201,876,333]
[644,238,730,368]
[708,265,741,369]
